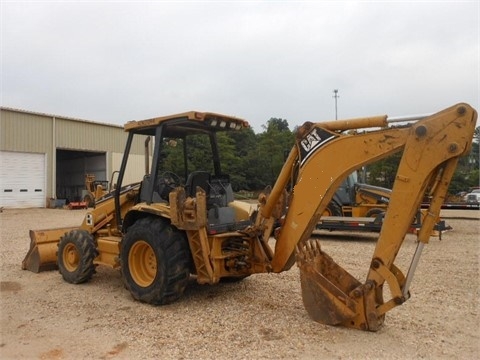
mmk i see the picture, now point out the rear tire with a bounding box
[322,202,342,217]
[57,230,97,284]
[366,208,385,223]
[120,217,190,305]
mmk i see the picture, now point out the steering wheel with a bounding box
[157,171,182,200]
[158,171,182,187]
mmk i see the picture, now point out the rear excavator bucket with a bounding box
[22,227,77,272]
[296,240,368,328]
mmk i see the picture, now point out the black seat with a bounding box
[185,171,211,198]
[139,174,166,204]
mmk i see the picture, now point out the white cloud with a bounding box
[2,1,478,132]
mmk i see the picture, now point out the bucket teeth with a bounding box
[296,239,322,263]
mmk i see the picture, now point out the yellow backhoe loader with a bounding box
[22,103,477,331]
[321,172,392,217]
[318,172,448,235]
[82,174,109,208]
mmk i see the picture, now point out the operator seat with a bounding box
[185,171,211,198]
[185,171,240,231]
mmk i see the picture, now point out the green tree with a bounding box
[158,135,215,182]
[158,138,185,180]
[254,118,295,187]
[217,132,248,191]
[366,152,401,188]
[452,126,479,192]
[366,126,480,197]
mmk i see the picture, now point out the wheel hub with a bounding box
[129,240,157,287]
[63,243,80,272]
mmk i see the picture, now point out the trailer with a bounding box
[421,202,479,210]
[317,212,450,239]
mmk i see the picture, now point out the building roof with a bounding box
[0,106,123,129]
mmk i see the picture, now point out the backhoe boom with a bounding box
[262,103,476,330]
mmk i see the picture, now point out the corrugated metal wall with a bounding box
[0,107,148,205]
[55,118,126,152]
[0,110,53,153]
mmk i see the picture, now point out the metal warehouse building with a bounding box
[0,107,148,208]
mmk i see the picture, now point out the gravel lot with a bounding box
[1,208,479,360]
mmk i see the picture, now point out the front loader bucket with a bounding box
[296,240,366,328]
[22,227,77,273]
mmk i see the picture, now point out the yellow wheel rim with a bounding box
[129,240,157,287]
[63,243,80,272]
[322,208,333,217]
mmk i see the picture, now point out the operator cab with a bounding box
[116,112,252,233]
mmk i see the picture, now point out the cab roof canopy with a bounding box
[124,111,250,137]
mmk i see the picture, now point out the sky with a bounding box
[1,1,479,133]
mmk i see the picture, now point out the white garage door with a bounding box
[0,151,46,208]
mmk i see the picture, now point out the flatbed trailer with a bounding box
[317,216,384,232]
[421,202,479,210]
[317,214,450,239]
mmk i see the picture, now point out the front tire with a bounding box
[120,217,190,305]
[57,230,97,284]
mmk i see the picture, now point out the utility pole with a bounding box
[333,89,339,120]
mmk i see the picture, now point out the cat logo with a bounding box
[299,127,337,165]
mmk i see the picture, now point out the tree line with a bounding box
[165,117,480,197]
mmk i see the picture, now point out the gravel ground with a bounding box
[0,208,479,360]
